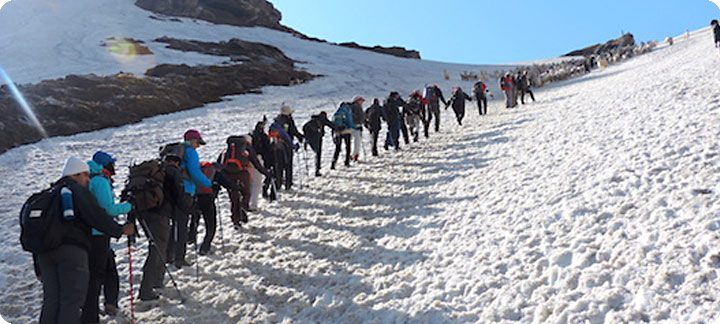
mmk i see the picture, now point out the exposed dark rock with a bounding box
[564,33,636,57]
[155,37,292,65]
[0,40,314,153]
[338,42,421,59]
[135,0,284,30]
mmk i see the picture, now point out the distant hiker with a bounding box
[273,104,304,190]
[424,85,447,133]
[138,146,184,301]
[83,151,132,322]
[173,130,212,269]
[500,73,517,108]
[331,102,358,168]
[473,81,488,116]
[713,20,720,51]
[189,162,239,254]
[218,135,271,229]
[36,157,133,324]
[405,91,425,142]
[446,87,472,126]
[519,71,535,104]
[349,96,366,161]
[383,91,405,150]
[250,119,275,204]
[364,98,384,156]
[302,111,336,176]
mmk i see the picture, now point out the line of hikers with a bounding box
[21,83,539,323]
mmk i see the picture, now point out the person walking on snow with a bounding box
[519,71,535,104]
[82,151,132,322]
[383,92,405,151]
[446,87,472,126]
[349,96,366,161]
[364,98,384,156]
[302,111,336,176]
[712,20,720,53]
[405,91,425,142]
[189,161,240,254]
[473,81,489,116]
[500,73,517,108]
[331,102,358,169]
[273,104,304,190]
[424,85,447,133]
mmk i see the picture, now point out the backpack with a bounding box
[197,162,217,195]
[333,103,351,130]
[222,136,250,173]
[125,159,166,212]
[425,87,437,102]
[159,142,185,161]
[19,184,65,254]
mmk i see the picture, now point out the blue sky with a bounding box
[269,0,719,64]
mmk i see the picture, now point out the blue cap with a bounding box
[92,151,116,167]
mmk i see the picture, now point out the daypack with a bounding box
[425,87,437,102]
[333,103,353,130]
[222,136,250,173]
[197,162,217,195]
[159,142,185,161]
[19,184,65,254]
[125,159,166,212]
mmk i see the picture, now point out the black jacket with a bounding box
[364,103,384,132]
[303,114,335,140]
[384,96,405,125]
[274,115,304,142]
[714,24,720,42]
[56,177,124,251]
[449,90,472,111]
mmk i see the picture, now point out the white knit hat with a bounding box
[61,157,90,177]
[280,103,294,116]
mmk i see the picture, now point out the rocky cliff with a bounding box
[135,0,284,30]
[564,33,636,57]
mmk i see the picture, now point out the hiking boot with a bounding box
[103,304,118,316]
[315,171,322,177]
[384,143,389,151]
[331,162,336,170]
[174,259,192,269]
[233,223,242,231]
[199,248,210,256]
[139,291,160,301]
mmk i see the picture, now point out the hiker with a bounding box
[218,135,271,229]
[405,91,425,142]
[424,85,447,133]
[473,81,488,116]
[268,121,293,192]
[173,130,212,269]
[82,151,132,322]
[302,111,336,176]
[36,157,133,324]
[446,87,472,126]
[189,162,240,254]
[519,71,535,104]
[383,91,405,151]
[500,73,516,108]
[273,104,304,190]
[250,119,276,204]
[138,145,185,301]
[364,98,384,156]
[713,20,720,52]
[349,96,366,161]
[331,101,358,169]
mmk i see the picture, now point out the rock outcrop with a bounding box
[564,33,636,57]
[337,42,421,60]
[135,0,284,30]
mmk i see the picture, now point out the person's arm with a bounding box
[90,177,131,216]
[464,92,472,101]
[71,183,124,238]
[289,119,304,142]
[185,148,213,188]
[438,90,447,105]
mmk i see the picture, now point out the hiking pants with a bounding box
[103,249,119,308]
[172,194,193,263]
[140,210,170,296]
[504,89,514,108]
[370,130,379,156]
[226,171,251,224]
[385,123,400,149]
[352,127,362,159]
[476,95,487,115]
[38,244,89,324]
[82,235,111,323]
[308,135,323,173]
[332,133,351,167]
[427,102,441,132]
[453,106,465,125]
[249,156,265,210]
[190,194,217,253]
[400,118,409,144]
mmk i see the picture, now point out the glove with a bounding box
[293,143,300,152]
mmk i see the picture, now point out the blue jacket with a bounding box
[88,160,131,235]
[181,142,212,195]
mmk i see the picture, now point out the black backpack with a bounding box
[222,136,250,173]
[159,142,185,161]
[19,184,65,254]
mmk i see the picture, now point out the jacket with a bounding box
[303,114,335,140]
[384,96,405,125]
[88,160,131,235]
[364,103,384,132]
[424,87,447,106]
[449,90,472,111]
[181,142,213,196]
[274,114,304,143]
[349,102,366,126]
[56,177,124,251]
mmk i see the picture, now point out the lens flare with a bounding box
[0,66,49,138]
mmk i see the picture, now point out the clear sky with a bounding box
[269,0,719,64]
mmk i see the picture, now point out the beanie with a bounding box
[62,157,89,177]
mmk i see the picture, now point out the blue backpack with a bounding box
[333,103,353,130]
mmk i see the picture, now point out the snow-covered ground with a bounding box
[2,0,720,323]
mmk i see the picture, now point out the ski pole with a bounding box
[215,192,225,253]
[137,217,185,303]
[195,239,199,283]
[127,239,136,324]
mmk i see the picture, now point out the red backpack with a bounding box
[197,162,216,195]
[222,136,251,173]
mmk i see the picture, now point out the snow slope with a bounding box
[2,0,720,323]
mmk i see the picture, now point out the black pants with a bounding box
[140,211,171,296]
[38,245,89,324]
[476,95,487,115]
[521,89,535,104]
[399,119,409,144]
[189,194,217,253]
[332,133,351,167]
[427,103,441,132]
[370,130,379,156]
[169,194,193,264]
[283,147,294,189]
[453,107,465,125]
[82,235,110,324]
[308,136,322,172]
[103,249,119,307]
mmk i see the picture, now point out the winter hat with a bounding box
[243,134,253,145]
[184,129,206,145]
[92,151,116,167]
[352,95,365,103]
[62,156,90,177]
[281,104,294,116]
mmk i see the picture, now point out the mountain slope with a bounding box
[1,0,719,323]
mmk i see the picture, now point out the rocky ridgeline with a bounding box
[0,39,314,153]
[135,0,421,60]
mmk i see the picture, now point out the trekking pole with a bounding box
[195,240,199,283]
[127,239,136,324]
[215,192,225,253]
[137,217,186,303]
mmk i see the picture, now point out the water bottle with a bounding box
[60,187,75,220]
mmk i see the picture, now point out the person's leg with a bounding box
[331,135,341,169]
[56,245,90,324]
[343,134,351,166]
[228,189,242,225]
[371,130,379,156]
[38,252,60,324]
[174,195,192,265]
[187,203,200,245]
[285,149,294,190]
[482,97,488,114]
[528,89,535,102]
[400,120,409,144]
[351,128,361,160]
[140,211,170,297]
[239,171,252,213]
[82,236,110,324]
[198,195,216,254]
[103,250,119,310]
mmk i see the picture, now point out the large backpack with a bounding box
[333,103,351,130]
[159,142,185,161]
[125,159,166,212]
[425,87,437,102]
[222,136,250,173]
[197,162,217,195]
[19,184,65,254]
